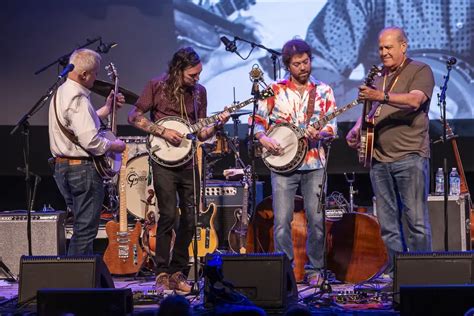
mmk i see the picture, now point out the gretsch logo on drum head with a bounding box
[127,170,148,188]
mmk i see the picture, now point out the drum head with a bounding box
[125,154,157,219]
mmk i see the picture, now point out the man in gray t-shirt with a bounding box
[346,27,435,279]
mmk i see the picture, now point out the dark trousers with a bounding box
[152,161,199,275]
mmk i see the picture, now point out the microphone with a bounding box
[58,64,74,79]
[447,57,457,65]
[97,41,118,54]
[249,64,263,81]
[220,36,237,53]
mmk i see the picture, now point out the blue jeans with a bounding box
[370,154,432,276]
[271,168,324,276]
[54,161,104,255]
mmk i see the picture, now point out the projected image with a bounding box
[173,0,473,121]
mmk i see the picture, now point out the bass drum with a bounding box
[125,153,157,220]
[247,195,388,283]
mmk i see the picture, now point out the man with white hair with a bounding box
[49,48,126,255]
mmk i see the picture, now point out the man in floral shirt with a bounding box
[252,38,337,287]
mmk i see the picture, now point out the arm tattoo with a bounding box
[129,108,164,136]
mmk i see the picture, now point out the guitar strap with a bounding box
[368,58,412,119]
[305,85,317,125]
[383,57,412,93]
[53,91,93,156]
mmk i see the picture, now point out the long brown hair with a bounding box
[165,47,201,105]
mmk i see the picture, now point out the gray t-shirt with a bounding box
[373,60,435,162]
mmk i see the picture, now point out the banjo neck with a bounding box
[309,99,360,131]
[188,87,274,134]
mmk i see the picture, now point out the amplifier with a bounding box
[0,211,66,277]
[428,194,471,251]
[204,180,264,250]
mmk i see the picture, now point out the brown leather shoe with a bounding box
[169,271,192,295]
[155,272,171,294]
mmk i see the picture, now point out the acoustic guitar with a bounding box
[103,146,145,274]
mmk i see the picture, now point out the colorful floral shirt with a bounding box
[252,77,337,170]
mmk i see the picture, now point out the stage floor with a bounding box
[0,272,398,315]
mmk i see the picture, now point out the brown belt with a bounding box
[55,157,92,165]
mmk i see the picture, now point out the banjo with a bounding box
[92,62,122,179]
[262,66,380,174]
[148,87,274,167]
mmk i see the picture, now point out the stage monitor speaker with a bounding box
[428,194,471,251]
[18,255,114,304]
[37,288,133,316]
[205,180,263,250]
[0,211,66,278]
[204,253,297,309]
[400,285,474,316]
[394,251,474,305]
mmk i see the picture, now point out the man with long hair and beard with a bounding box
[128,47,229,294]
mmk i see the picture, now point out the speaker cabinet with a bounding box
[204,253,297,309]
[0,211,66,278]
[400,285,474,316]
[205,180,263,250]
[428,194,471,251]
[37,288,133,316]
[18,255,114,304]
[394,251,474,304]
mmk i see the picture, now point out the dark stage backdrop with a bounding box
[1,1,473,210]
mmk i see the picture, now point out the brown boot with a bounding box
[155,272,171,294]
[169,271,192,295]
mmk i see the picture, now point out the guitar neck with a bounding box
[110,78,119,134]
[451,139,470,195]
[241,183,249,225]
[311,99,359,130]
[119,148,128,232]
[189,97,255,133]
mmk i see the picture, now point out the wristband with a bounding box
[383,92,390,104]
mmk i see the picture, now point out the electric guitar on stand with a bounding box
[188,143,218,257]
[103,146,145,274]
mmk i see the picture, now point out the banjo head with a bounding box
[264,123,306,173]
[148,117,194,167]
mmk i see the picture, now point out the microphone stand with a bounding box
[234,36,281,81]
[190,135,201,295]
[436,61,454,251]
[248,78,261,252]
[34,37,102,75]
[315,140,333,295]
[10,74,67,256]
